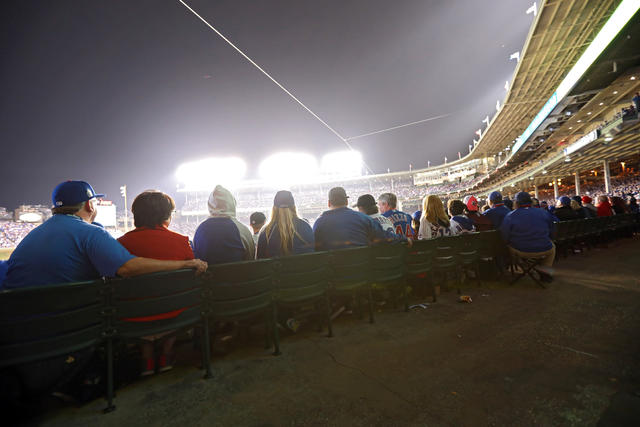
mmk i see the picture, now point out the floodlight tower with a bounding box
[120,185,128,232]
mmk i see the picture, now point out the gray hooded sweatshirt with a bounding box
[193,185,255,264]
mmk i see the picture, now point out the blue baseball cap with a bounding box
[515,191,532,206]
[489,191,502,203]
[412,210,422,221]
[558,196,571,206]
[52,180,104,207]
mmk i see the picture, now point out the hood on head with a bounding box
[207,185,237,217]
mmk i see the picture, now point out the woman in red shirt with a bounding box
[118,190,194,376]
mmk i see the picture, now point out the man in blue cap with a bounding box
[483,191,510,229]
[500,192,555,282]
[3,180,207,289]
[554,196,579,221]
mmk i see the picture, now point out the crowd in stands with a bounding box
[0,221,37,248]
[1,171,639,411]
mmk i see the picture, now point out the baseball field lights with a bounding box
[320,151,363,178]
[176,157,247,189]
[259,152,319,184]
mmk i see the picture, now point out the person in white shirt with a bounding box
[353,194,394,232]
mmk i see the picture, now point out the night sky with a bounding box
[0,0,534,210]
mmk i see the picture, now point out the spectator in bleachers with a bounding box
[500,192,555,282]
[609,196,627,215]
[2,181,207,397]
[257,191,314,258]
[463,195,493,231]
[596,195,614,217]
[574,196,595,218]
[628,196,639,214]
[378,193,415,238]
[4,181,206,289]
[581,196,597,217]
[633,92,640,112]
[448,199,475,234]
[419,195,453,239]
[117,190,195,376]
[554,196,579,221]
[249,212,266,245]
[483,191,510,229]
[533,197,559,222]
[354,194,394,233]
[412,210,421,235]
[570,199,586,219]
[503,197,513,211]
[313,187,404,251]
[193,185,255,265]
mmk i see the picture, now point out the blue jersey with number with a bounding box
[381,210,415,238]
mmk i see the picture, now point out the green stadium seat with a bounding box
[272,251,333,337]
[106,269,208,412]
[328,246,374,324]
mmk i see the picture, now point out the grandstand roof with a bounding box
[472,0,622,157]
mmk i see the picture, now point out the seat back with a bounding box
[204,259,275,320]
[477,230,502,259]
[0,280,105,367]
[369,243,406,283]
[406,239,435,276]
[273,252,330,304]
[433,236,458,269]
[457,233,479,264]
[328,246,371,292]
[110,269,202,338]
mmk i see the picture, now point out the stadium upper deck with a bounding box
[179,0,640,214]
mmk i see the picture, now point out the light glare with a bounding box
[176,157,247,190]
[259,152,319,184]
[320,151,363,178]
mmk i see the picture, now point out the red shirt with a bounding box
[118,226,194,260]
[118,226,194,321]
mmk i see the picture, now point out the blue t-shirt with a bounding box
[3,214,135,289]
[483,204,510,229]
[257,218,315,258]
[382,209,415,238]
[313,207,403,251]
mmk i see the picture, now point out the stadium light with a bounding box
[320,151,363,178]
[259,152,319,185]
[176,157,247,190]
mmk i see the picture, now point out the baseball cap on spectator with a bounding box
[328,187,349,206]
[412,210,422,221]
[463,195,479,212]
[559,196,571,206]
[582,195,592,204]
[353,194,376,209]
[249,211,266,225]
[515,191,532,206]
[52,180,104,207]
[489,191,502,203]
[273,190,295,208]
[571,195,582,205]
